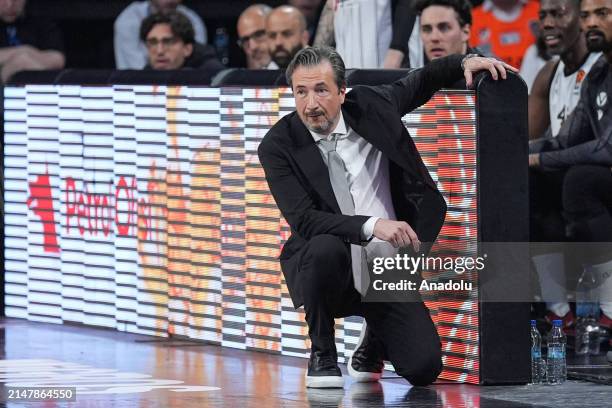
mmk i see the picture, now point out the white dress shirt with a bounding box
[333,0,392,68]
[309,112,398,261]
[266,61,279,70]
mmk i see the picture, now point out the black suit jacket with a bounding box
[258,54,465,308]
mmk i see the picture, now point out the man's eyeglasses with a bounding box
[145,36,180,49]
[237,30,266,48]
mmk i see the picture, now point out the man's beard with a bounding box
[302,111,336,134]
[305,119,334,134]
[586,29,612,53]
[251,49,270,67]
[272,43,304,68]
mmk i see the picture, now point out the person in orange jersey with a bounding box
[470,0,540,69]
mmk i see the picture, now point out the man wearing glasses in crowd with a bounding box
[237,4,272,69]
[140,11,224,72]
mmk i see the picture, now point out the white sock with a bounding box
[549,302,571,317]
[533,253,570,315]
[588,259,612,318]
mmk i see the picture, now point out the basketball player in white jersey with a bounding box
[528,0,601,331]
[529,0,602,140]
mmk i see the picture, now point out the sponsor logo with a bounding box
[26,170,59,253]
[500,31,520,46]
[28,173,147,253]
[597,91,607,107]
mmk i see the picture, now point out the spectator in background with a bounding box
[470,0,539,69]
[314,0,422,69]
[415,0,475,65]
[413,0,496,88]
[529,0,600,139]
[288,0,323,42]
[141,11,223,73]
[519,33,553,93]
[266,5,310,69]
[237,4,272,69]
[314,0,393,68]
[115,0,207,69]
[0,0,65,83]
[384,0,424,68]
[529,0,612,336]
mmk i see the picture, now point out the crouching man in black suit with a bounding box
[258,46,515,388]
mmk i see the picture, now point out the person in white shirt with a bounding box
[519,37,553,94]
[114,0,207,69]
[313,0,392,68]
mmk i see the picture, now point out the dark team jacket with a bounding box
[541,54,612,169]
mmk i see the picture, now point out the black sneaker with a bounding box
[348,323,384,382]
[305,351,344,388]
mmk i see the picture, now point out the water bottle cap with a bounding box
[531,319,536,326]
[553,319,562,326]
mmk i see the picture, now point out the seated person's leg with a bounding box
[563,165,612,242]
[562,165,612,327]
[530,168,573,327]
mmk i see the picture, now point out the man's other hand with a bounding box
[373,219,420,251]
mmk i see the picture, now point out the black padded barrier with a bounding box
[476,72,530,384]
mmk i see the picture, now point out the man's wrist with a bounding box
[361,217,379,242]
[461,53,479,70]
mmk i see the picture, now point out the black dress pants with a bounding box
[529,168,567,243]
[562,165,612,242]
[298,189,446,386]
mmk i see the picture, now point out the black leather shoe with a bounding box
[305,350,344,388]
[348,323,385,382]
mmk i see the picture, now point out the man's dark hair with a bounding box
[140,11,195,44]
[414,0,472,27]
[285,46,346,90]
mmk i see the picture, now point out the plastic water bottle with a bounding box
[546,320,566,384]
[214,27,229,66]
[575,266,601,355]
[530,320,544,384]
[575,317,601,355]
[576,266,600,319]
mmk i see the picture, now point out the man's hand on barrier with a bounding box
[462,55,518,88]
[373,219,421,251]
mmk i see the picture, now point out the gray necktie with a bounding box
[318,134,370,295]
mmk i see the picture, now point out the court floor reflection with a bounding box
[0,318,606,407]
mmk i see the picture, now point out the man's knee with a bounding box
[395,346,443,386]
[303,234,349,267]
[563,165,609,215]
[563,165,595,201]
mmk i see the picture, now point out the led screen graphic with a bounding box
[4,85,478,383]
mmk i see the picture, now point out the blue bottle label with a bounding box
[548,347,565,359]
